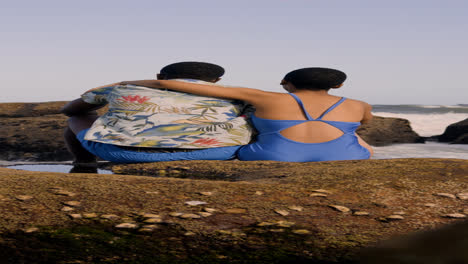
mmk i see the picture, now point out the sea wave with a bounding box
[372,142,468,159]
[372,104,468,114]
[372,112,467,137]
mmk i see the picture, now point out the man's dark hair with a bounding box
[159,61,225,82]
[283,67,347,90]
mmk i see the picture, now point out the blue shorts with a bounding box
[77,129,241,163]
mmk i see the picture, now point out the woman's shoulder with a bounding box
[343,98,371,109]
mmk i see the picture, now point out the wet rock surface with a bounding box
[0,158,467,263]
[436,118,468,144]
[357,116,425,146]
[0,101,107,161]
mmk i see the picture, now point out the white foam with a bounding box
[420,105,442,109]
[372,112,467,137]
[372,142,468,160]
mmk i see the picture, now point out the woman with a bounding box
[123,67,373,162]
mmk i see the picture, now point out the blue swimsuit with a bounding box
[237,94,371,162]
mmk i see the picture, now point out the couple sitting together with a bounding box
[61,61,373,168]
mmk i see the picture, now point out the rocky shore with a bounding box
[434,118,468,144]
[0,158,467,263]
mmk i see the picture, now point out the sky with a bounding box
[1,0,467,105]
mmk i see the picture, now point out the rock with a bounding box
[452,133,468,144]
[310,193,328,197]
[203,208,218,213]
[353,211,370,216]
[392,211,406,215]
[142,224,158,230]
[359,219,468,264]
[292,229,311,235]
[357,116,425,146]
[198,192,213,196]
[257,222,275,227]
[141,213,161,219]
[386,215,405,221]
[225,208,247,214]
[143,218,163,224]
[115,223,138,229]
[436,118,468,144]
[15,195,33,201]
[185,201,207,206]
[456,193,468,200]
[255,191,264,195]
[424,203,437,207]
[442,213,466,219]
[179,214,201,219]
[312,189,332,194]
[51,189,76,197]
[329,205,351,213]
[169,212,183,217]
[288,206,304,212]
[434,193,456,199]
[1,157,468,263]
[0,101,67,117]
[83,213,98,219]
[198,212,212,217]
[69,214,82,219]
[101,214,120,221]
[61,206,74,212]
[274,209,290,216]
[275,221,296,228]
[0,101,109,161]
[184,232,196,236]
[63,201,81,207]
[269,229,285,233]
[138,227,155,233]
[24,227,39,233]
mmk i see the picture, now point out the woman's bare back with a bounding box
[254,91,370,144]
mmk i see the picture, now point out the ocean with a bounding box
[371,104,468,160]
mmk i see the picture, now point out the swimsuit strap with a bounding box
[289,93,314,120]
[317,97,346,120]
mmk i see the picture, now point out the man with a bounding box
[61,62,253,171]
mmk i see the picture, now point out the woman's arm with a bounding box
[121,80,273,106]
[361,102,373,124]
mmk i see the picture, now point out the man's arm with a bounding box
[60,98,106,117]
[60,82,120,116]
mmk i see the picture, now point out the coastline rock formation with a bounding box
[0,158,467,263]
[357,116,425,146]
[436,118,468,144]
[0,101,424,161]
[0,102,106,161]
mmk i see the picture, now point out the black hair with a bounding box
[283,67,347,90]
[159,61,225,82]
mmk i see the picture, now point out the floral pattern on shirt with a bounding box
[81,79,254,148]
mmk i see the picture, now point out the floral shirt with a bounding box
[81,79,254,148]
